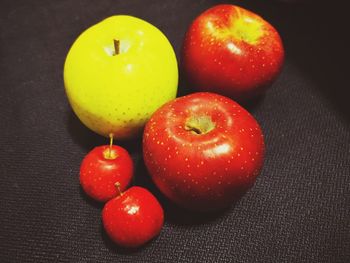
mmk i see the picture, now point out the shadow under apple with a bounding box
[100,224,146,255]
[134,159,238,226]
[66,109,143,155]
[79,187,104,210]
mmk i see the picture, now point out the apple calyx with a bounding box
[185,116,215,135]
[115,182,124,196]
[103,133,118,160]
[113,39,120,55]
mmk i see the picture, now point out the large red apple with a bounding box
[143,92,265,212]
[182,4,284,100]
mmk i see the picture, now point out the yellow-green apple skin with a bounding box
[64,15,178,139]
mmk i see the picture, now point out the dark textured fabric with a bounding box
[0,0,349,262]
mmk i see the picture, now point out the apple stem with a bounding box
[185,116,215,135]
[115,182,123,196]
[109,133,114,158]
[185,124,202,135]
[113,39,120,55]
[103,133,118,160]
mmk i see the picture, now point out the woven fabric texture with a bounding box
[0,0,349,262]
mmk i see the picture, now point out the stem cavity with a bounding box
[103,133,118,160]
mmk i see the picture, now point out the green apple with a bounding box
[64,15,178,139]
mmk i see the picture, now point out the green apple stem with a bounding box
[115,182,123,196]
[113,39,120,55]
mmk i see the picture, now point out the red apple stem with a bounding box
[115,182,123,196]
[113,39,120,55]
[109,133,114,158]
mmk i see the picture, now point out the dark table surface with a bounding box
[0,0,349,262]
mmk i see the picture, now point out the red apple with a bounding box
[143,92,265,212]
[102,186,164,248]
[182,4,284,100]
[80,145,133,202]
